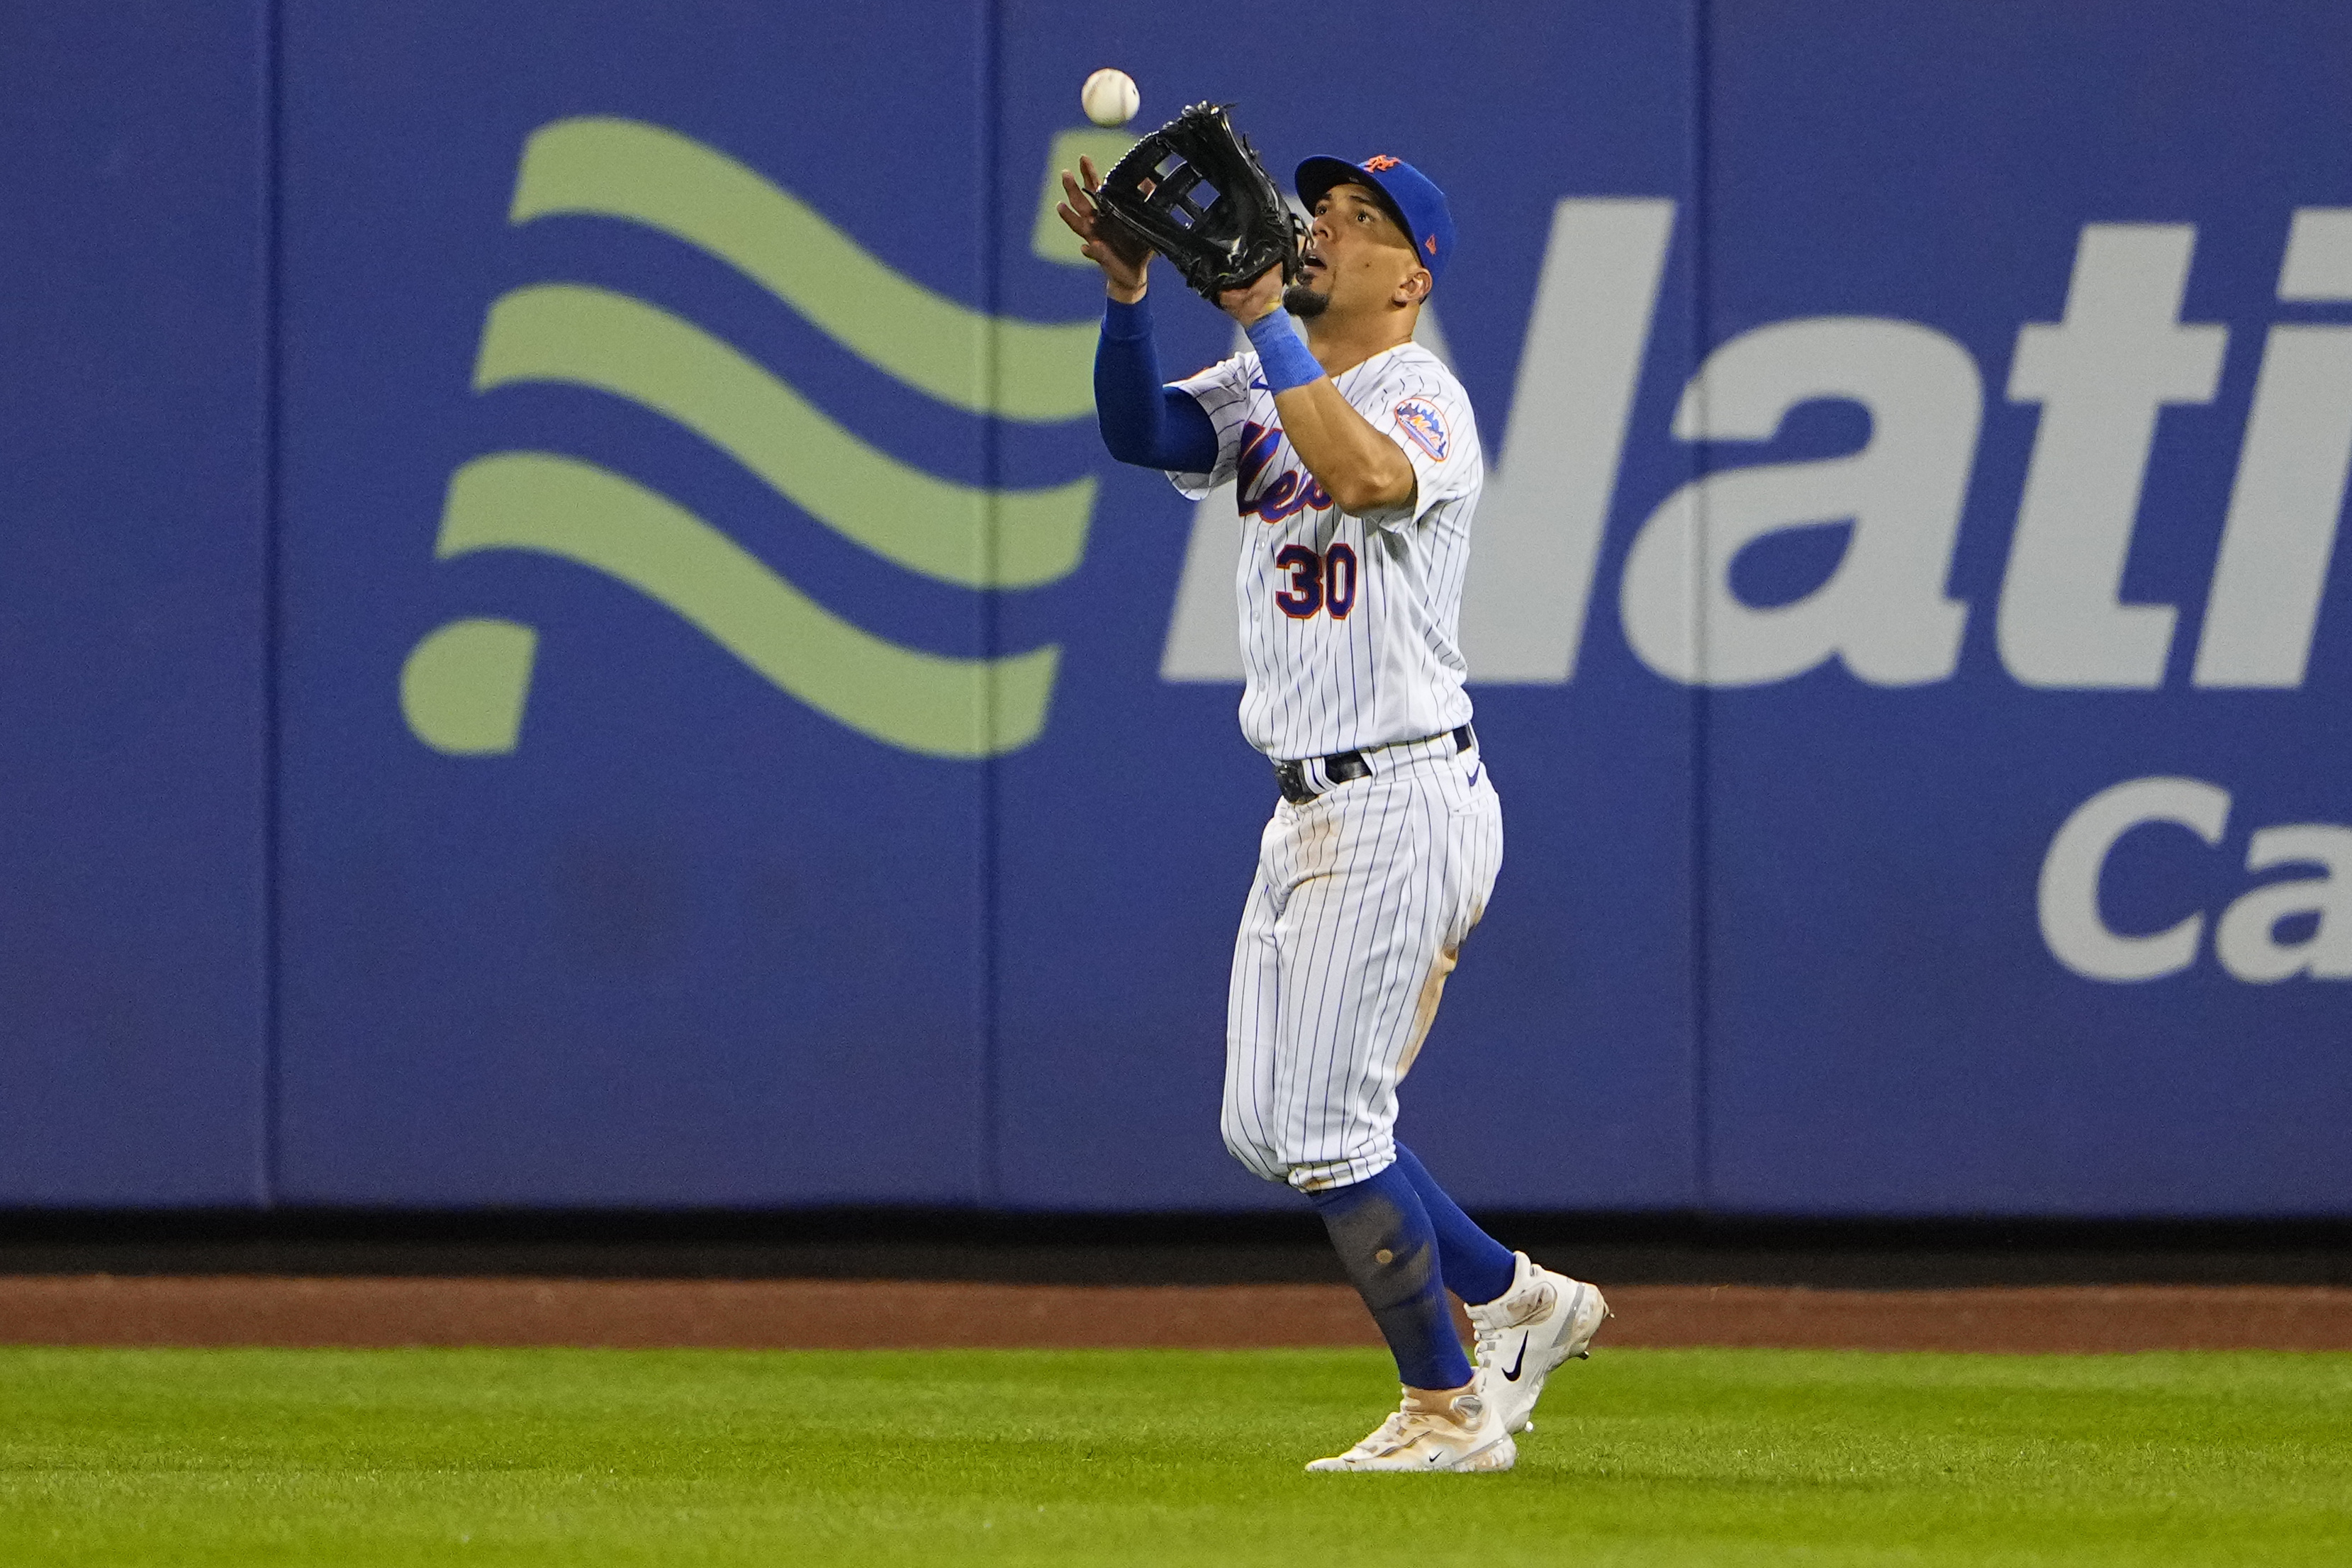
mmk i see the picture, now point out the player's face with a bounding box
[1293,184,1428,321]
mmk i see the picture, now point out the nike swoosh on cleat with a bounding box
[1502,1335,1529,1380]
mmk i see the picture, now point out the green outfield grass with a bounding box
[1,1345,2346,1565]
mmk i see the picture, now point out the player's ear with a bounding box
[1394,266,1432,308]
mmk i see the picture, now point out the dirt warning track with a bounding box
[4,1277,2351,1353]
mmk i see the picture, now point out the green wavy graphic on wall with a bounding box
[403,117,1109,761]
[511,116,1095,424]
[405,454,1057,759]
[473,284,1092,589]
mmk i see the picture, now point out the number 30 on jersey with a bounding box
[1272,543,1360,621]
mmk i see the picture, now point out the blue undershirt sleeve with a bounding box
[1094,295,1221,474]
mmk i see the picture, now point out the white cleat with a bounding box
[1465,1252,1610,1435]
[1304,1382,1517,1473]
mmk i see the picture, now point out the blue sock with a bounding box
[1392,1144,1518,1306]
[1305,1163,1474,1390]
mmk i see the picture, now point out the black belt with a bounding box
[1274,724,1474,805]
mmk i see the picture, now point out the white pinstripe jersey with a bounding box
[1168,341,1482,761]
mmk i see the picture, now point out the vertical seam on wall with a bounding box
[1689,0,1715,1211]
[977,0,1004,1206]
[259,0,285,1206]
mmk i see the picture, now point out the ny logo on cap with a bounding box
[1361,155,1401,172]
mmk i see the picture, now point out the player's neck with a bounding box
[1301,309,1416,381]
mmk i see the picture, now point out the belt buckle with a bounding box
[1274,760,1313,805]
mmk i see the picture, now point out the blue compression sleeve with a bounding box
[1306,1164,1474,1391]
[1094,295,1219,472]
[1392,1144,1518,1307]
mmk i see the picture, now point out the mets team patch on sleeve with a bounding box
[1392,397,1449,461]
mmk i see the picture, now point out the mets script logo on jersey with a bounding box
[1392,397,1448,461]
[1236,421,1333,524]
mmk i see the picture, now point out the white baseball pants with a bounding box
[1222,736,1504,1192]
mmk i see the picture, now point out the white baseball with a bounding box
[1081,68,1139,128]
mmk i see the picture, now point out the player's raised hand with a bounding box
[1216,262,1287,326]
[1057,156,1152,301]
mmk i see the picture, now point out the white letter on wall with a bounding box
[1618,318,1980,686]
[2039,775,2231,982]
[2194,211,2352,688]
[2214,824,2352,982]
[2000,225,2227,688]
[1462,198,1675,682]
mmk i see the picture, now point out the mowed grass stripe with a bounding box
[2,1347,2347,1565]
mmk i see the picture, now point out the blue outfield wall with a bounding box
[0,4,271,1205]
[3,0,2348,1214]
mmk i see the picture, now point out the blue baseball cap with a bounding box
[1293,153,1457,284]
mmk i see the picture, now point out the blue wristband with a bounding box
[1245,309,1322,393]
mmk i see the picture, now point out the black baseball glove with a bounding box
[1094,103,1307,302]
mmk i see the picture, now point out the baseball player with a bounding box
[1059,149,1608,1472]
